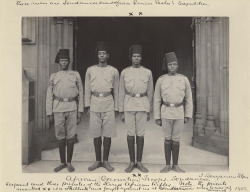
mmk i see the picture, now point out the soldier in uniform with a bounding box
[85,42,119,172]
[154,52,193,173]
[46,49,84,172]
[119,45,154,173]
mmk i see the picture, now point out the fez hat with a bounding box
[55,49,70,63]
[164,52,178,64]
[95,41,109,55]
[129,45,142,59]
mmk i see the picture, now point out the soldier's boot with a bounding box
[103,137,114,172]
[125,135,136,173]
[160,139,172,173]
[54,139,67,172]
[172,141,185,173]
[136,136,149,173]
[88,137,102,171]
[66,138,75,172]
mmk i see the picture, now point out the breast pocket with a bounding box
[124,77,134,91]
[90,75,96,82]
[104,76,113,88]
[68,76,77,88]
[176,79,185,90]
[161,82,171,94]
[140,76,149,91]
[53,77,60,86]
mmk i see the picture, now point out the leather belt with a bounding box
[162,101,184,107]
[54,95,77,102]
[91,92,112,98]
[125,90,147,98]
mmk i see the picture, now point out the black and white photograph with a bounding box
[0,0,250,191]
[21,17,229,173]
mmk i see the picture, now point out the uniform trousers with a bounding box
[54,110,77,140]
[124,111,147,136]
[89,111,117,138]
[162,118,184,142]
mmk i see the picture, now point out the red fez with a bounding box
[129,45,142,58]
[55,49,70,63]
[165,52,178,64]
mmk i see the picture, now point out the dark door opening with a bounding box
[74,17,193,86]
[40,17,195,166]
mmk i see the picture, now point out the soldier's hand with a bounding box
[77,112,83,125]
[184,117,189,124]
[86,107,90,118]
[48,115,54,127]
[115,111,119,118]
[147,112,150,121]
[155,119,162,126]
[120,112,125,123]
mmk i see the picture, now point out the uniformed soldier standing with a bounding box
[154,52,193,173]
[85,42,119,172]
[119,45,154,173]
[46,49,84,172]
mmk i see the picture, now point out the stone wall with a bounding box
[193,17,229,156]
[22,17,74,164]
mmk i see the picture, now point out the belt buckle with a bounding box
[99,93,104,97]
[63,98,68,102]
[170,103,175,107]
[135,93,140,98]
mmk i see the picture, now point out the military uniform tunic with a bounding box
[119,66,154,113]
[154,74,193,120]
[154,73,193,142]
[46,70,84,140]
[85,65,119,112]
[119,66,154,136]
[85,65,119,138]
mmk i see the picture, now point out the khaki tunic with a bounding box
[84,65,119,112]
[119,66,154,113]
[46,70,84,116]
[154,73,193,120]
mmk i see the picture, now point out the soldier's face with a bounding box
[131,54,142,65]
[59,59,69,70]
[98,51,109,63]
[167,61,178,74]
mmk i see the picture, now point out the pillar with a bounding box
[219,18,229,136]
[37,17,51,132]
[193,17,204,136]
[68,18,74,70]
[204,17,216,137]
[212,18,221,128]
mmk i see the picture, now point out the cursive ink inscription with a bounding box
[4,173,249,191]
[16,0,210,7]
[155,0,173,5]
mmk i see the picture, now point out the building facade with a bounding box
[22,17,229,165]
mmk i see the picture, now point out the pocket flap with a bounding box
[140,76,149,83]
[176,78,185,89]
[68,76,77,82]
[53,78,60,85]
[124,77,133,83]
[90,75,96,82]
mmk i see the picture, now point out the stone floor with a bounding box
[23,113,229,173]
[22,160,228,173]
